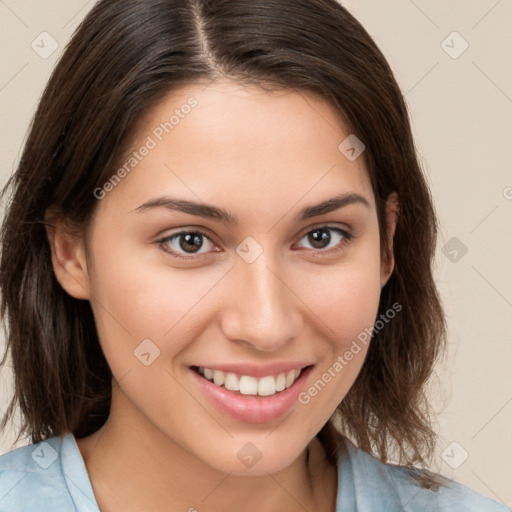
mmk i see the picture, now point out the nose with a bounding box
[219,250,303,352]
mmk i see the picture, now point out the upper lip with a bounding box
[191,362,314,378]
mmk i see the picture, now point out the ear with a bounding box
[44,208,91,300]
[380,192,399,288]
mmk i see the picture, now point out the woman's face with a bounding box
[55,79,396,475]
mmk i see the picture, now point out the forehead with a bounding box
[97,79,374,222]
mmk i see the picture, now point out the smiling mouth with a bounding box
[191,365,312,397]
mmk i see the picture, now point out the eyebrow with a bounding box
[133,193,370,224]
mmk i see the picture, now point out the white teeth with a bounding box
[285,370,296,388]
[213,370,225,386]
[239,376,258,395]
[258,376,277,396]
[224,372,240,392]
[275,373,286,392]
[197,366,304,396]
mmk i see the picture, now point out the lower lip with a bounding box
[189,366,313,424]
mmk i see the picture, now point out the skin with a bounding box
[46,79,398,511]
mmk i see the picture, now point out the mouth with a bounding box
[189,364,314,424]
[191,365,310,397]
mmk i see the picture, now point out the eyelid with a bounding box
[156,223,354,259]
[156,227,218,259]
[293,223,353,252]
[296,221,352,239]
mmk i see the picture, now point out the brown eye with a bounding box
[296,226,352,252]
[159,230,216,257]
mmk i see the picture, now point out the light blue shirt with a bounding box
[0,433,508,511]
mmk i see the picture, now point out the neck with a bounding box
[77,387,338,512]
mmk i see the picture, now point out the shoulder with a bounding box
[0,433,96,511]
[337,440,508,511]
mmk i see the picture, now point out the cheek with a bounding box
[299,248,383,347]
[335,277,380,344]
[87,240,228,372]
[292,245,383,418]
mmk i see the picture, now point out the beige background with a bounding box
[1,0,511,507]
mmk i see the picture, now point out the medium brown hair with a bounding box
[1,0,446,480]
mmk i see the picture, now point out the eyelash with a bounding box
[156,224,353,260]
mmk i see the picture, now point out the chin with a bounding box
[199,436,308,476]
